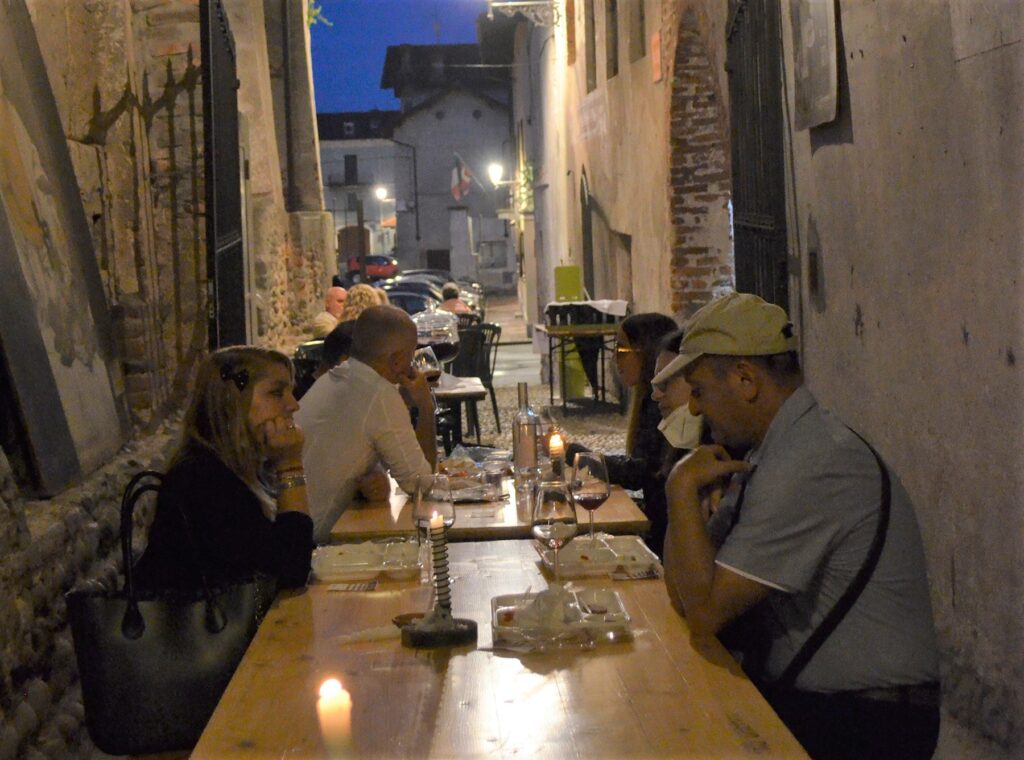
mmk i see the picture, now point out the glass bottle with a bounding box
[512,382,540,473]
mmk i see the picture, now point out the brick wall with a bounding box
[665,7,733,318]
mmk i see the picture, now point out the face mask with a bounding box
[658,405,703,450]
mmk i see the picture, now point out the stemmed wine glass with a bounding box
[570,451,610,544]
[412,346,443,386]
[531,480,578,586]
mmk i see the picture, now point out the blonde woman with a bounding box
[338,283,380,322]
[134,347,314,590]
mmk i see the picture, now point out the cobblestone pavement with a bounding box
[452,383,628,457]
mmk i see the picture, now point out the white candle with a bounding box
[549,432,565,459]
[429,511,444,530]
[317,678,352,758]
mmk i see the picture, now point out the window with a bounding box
[344,155,358,185]
[629,0,646,62]
[584,0,596,92]
[606,0,619,79]
[343,121,355,136]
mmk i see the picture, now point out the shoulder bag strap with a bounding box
[120,470,164,639]
[772,428,891,690]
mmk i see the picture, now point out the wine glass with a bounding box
[412,346,443,386]
[531,480,578,586]
[570,451,610,544]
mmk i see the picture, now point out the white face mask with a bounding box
[658,405,703,450]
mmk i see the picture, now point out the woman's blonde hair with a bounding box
[339,283,380,322]
[175,346,294,497]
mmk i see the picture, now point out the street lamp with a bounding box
[488,162,513,187]
[373,186,395,254]
[374,185,388,201]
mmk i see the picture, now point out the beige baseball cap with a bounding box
[651,292,798,385]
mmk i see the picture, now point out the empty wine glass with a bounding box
[412,346,443,386]
[570,451,610,544]
[531,480,578,586]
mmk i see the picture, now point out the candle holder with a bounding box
[401,523,477,648]
[401,475,477,648]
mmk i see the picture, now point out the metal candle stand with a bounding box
[401,524,477,648]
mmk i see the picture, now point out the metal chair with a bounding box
[457,312,482,329]
[451,323,502,440]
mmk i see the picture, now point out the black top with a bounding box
[568,393,684,559]
[133,445,314,591]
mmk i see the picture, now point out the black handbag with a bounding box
[66,470,276,755]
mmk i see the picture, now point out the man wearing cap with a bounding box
[658,292,940,759]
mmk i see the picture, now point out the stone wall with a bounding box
[0,433,176,759]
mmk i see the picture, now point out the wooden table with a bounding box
[434,376,487,446]
[192,540,808,759]
[329,480,650,543]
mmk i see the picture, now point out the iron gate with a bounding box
[727,0,789,310]
[201,0,246,347]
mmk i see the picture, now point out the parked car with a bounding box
[390,271,483,315]
[346,254,399,280]
[385,291,439,316]
[380,278,444,302]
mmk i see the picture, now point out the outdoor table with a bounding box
[329,479,650,543]
[534,323,619,409]
[433,375,487,446]
[191,540,808,759]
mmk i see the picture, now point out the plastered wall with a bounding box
[781,1,1024,753]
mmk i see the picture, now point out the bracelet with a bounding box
[278,473,307,491]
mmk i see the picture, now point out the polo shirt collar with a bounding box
[747,385,817,467]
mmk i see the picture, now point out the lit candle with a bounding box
[429,511,444,530]
[549,432,565,476]
[317,678,352,758]
[549,432,565,459]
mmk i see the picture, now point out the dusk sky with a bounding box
[310,0,489,114]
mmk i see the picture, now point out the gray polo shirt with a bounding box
[711,386,939,692]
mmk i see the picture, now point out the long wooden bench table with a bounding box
[192,540,808,758]
[329,480,650,543]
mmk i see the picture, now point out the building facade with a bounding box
[0,0,328,754]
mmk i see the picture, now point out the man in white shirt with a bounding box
[310,286,347,338]
[296,305,436,543]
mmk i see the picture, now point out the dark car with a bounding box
[346,254,399,279]
[385,290,440,316]
[380,278,444,302]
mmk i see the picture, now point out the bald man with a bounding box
[310,286,348,338]
[296,306,436,543]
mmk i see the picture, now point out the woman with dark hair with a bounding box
[566,312,681,557]
[134,347,314,591]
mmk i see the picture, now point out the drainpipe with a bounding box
[389,139,420,240]
[282,0,296,210]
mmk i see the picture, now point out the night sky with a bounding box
[310,0,489,113]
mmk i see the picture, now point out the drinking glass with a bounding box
[570,451,610,544]
[412,346,443,386]
[531,480,578,586]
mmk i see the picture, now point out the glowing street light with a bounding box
[374,185,389,201]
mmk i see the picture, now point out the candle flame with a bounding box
[320,678,342,698]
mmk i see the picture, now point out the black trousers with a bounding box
[764,688,940,760]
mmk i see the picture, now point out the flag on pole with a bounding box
[451,156,472,201]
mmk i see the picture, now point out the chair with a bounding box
[457,312,482,329]
[451,323,501,440]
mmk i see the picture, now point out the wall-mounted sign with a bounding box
[789,0,837,129]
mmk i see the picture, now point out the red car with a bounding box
[347,255,398,279]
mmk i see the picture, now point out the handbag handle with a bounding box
[119,469,230,639]
[772,429,891,690]
[119,470,164,639]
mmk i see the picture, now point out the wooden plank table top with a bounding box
[433,375,487,401]
[192,540,808,759]
[329,480,650,543]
